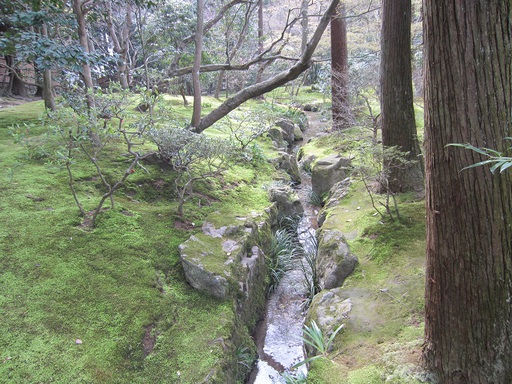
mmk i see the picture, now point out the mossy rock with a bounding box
[316,228,358,289]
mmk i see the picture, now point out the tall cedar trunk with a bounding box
[380,0,423,193]
[330,4,349,130]
[191,0,204,128]
[423,1,512,383]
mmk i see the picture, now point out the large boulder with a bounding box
[273,151,302,185]
[275,119,296,146]
[311,154,351,197]
[317,178,352,227]
[267,126,288,150]
[316,228,358,289]
[268,184,304,217]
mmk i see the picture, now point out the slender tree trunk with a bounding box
[423,1,512,383]
[72,0,94,102]
[41,23,56,110]
[191,0,204,128]
[255,0,265,85]
[301,0,309,54]
[106,2,131,88]
[380,0,423,192]
[331,3,349,130]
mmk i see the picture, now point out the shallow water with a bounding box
[248,189,318,383]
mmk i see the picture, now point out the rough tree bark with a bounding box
[380,0,423,192]
[72,0,95,108]
[191,0,204,128]
[423,1,512,382]
[193,0,341,133]
[331,3,349,131]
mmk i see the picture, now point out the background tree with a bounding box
[423,1,512,382]
[191,0,204,128]
[380,0,423,193]
[331,2,349,130]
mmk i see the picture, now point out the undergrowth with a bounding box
[0,98,276,383]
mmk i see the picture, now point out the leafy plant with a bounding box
[293,320,344,368]
[353,145,417,221]
[448,138,512,173]
[298,232,320,310]
[148,126,235,216]
[282,370,307,383]
[307,186,324,206]
[265,228,298,294]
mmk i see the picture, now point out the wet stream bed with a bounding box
[247,113,324,383]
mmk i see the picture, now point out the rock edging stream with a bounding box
[177,113,358,383]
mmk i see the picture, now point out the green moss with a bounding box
[0,99,279,383]
[347,365,385,384]
[306,357,347,384]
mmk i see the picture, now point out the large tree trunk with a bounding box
[331,3,349,131]
[191,0,204,128]
[6,56,27,97]
[423,1,512,383]
[380,0,423,193]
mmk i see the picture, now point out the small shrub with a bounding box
[293,320,344,368]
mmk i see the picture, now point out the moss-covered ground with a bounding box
[298,99,427,383]
[0,91,427,383]
[0,96,281,383]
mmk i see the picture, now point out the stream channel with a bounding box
[247,114,322,383]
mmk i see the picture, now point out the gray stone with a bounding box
[275,119,296,145]
[318,178,352,227]
[316,228,358,289]
[179,237,230,299]
[274,151,302,184]
[268,184,304,217]
[307,288,352,337]
[311,154,351,197]
[267,126,288,150]
[293,124,304,141]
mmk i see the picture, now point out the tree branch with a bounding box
[192,0,340,133]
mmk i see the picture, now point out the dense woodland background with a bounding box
[0,0,511,383]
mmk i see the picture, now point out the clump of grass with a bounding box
[299,233,321,310]
[266,228,299,294]
[294,320,344,368]
[307,186,324,206]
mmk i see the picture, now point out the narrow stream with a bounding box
[248,113,322,383]
[248,201,317,383]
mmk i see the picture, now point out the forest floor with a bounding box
[0,92,428,384]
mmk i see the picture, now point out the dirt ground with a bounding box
[0,96,39,109]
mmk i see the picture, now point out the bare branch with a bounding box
[193,0,341,133]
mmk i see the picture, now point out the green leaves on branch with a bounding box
[448,138,512,174]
